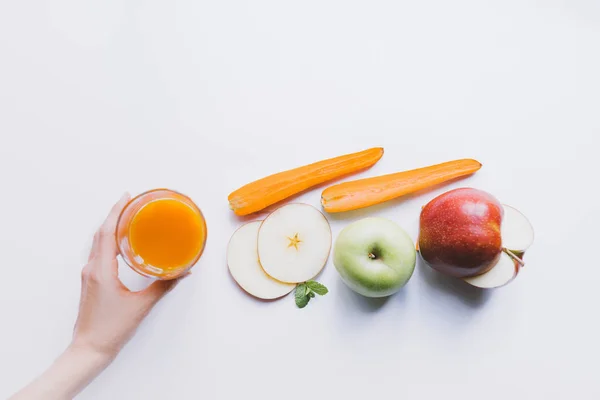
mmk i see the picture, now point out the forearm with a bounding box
[9,345,114,400]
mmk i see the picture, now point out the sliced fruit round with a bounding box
[258,203,332,283]
[227,221,296,299]
[501,204,534,252]
[463,251,519,289]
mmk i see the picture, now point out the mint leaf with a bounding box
[306,280,328,296]
[296,294,310,308]
[294,282,327,308]
[295,283,307,298]
[295,284,309,308]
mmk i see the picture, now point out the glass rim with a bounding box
[115,188,207,280]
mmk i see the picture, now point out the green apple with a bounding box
[333,217,416,298]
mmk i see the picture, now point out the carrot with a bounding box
[228,147,384,216]
[321,159,482,213]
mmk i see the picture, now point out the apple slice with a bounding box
[227,221,296,299]
[463,204,534,288]
[463,252,519,288]
[258,204,332,283]
[501,204,534,252]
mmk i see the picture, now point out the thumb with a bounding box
[140,274,189,304]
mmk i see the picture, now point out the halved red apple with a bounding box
[463,252,519,288]
[462,204,534,288]
[499,205,534,253]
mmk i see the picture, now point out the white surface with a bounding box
[0,1,599,399]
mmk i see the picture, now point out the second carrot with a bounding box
[321,159,482,213]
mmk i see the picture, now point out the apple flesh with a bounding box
[462,251,519,289]
[258,203,332,283]
[499,204,535,253]
[227,221,296,299]
[419,188,504,278]
[462,204,534,288]
[333,217,416,298]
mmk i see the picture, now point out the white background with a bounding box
[1,1,599,399]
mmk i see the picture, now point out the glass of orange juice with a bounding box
[116,189,207,279]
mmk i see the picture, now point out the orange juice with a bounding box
[130,199,205,271]
[116,189,206,279]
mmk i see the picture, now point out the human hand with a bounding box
[72,193,183,359]
[10,194,186,400]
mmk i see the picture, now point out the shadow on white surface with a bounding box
[226,208,269,225]
[333,277,395,313]
[418,257,491,308]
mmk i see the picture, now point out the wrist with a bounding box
[67,341,117,367]
[9,342,116,400]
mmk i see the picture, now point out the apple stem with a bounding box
[368,253,376,260]
[503,248,525,267]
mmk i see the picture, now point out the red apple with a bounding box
[462,204,534,288]
[418,188,503,278]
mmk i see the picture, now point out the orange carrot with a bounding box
[321,159,482,213]
[228,147,384,216]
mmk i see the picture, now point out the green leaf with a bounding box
[308,291,316,298]
[295,283,307,298]
[296,294,310,308]
[295,284,309,308]
[306,280,328,296]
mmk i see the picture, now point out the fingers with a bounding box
[94,193,131,260]
[100,192,131,238]
[140,273,190,305]
[88,231,99,262]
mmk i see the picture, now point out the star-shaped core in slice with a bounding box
[287,233,302,250]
